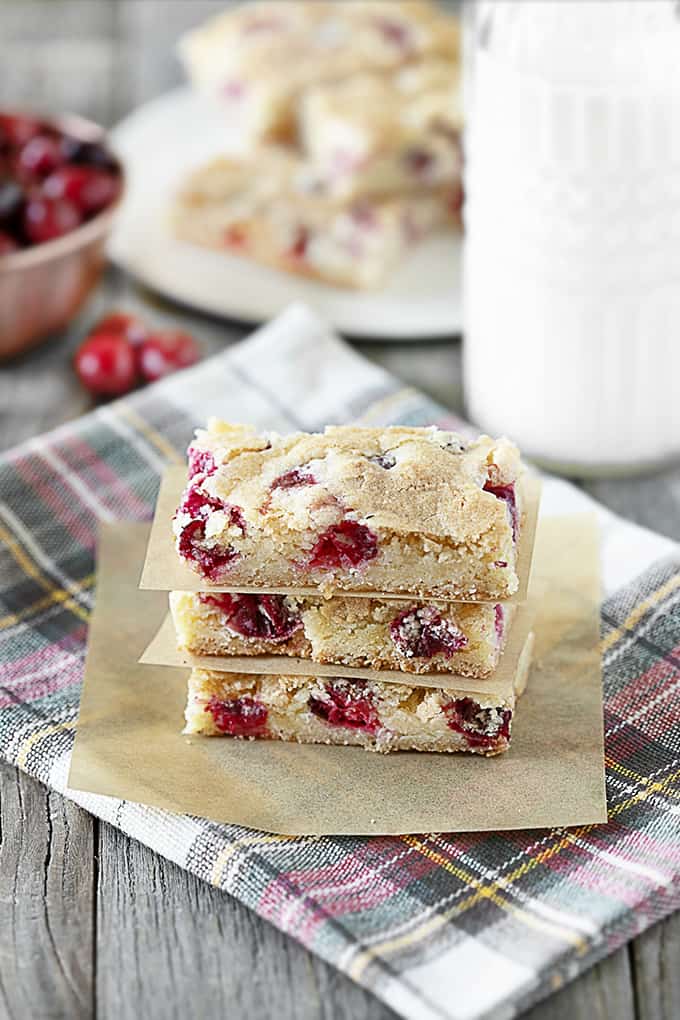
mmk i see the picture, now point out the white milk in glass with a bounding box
[463,2,680,475]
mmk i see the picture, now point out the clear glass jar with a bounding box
[463,1,680,476]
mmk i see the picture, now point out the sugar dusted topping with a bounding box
[188,422,521,544]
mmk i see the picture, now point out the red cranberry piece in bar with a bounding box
[74,331,138,397]
[43,165,120,215]
[242,14,285,34]
[138,330,200,382]
[23,195,80,244]
[271,468,317,491]
[200,592,301,643]
[178,520,240,580]
[187,447,217,480]
[221,79,247,101]
[309,681,379,733]
[375,17,412,51]
[494,605,504,644]
[404,147,434,177]
[205,695,268,736]
[444,698,511,749]
[483,480,519,542]
[177,485,245,580]
[224,224,247,248]
[179,483,226,519]
[288,226,309,261]
[390,606,468,659]
[309,521,378,571]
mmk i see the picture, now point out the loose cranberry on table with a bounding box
[73,311,201,398]
[137,330,200,382]
[74,331,138,397]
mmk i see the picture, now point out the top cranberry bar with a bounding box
[173,422,524,599]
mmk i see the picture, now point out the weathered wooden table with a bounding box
[2,4,680,1018]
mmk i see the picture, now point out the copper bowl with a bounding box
[0,112,124,360]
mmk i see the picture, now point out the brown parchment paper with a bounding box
[138,467,540,604]
[68,514,606,835]
[140,606,534,698]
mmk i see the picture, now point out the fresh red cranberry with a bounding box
[404,147,434,176]
[23,195,80,244]
[444,698,511,749]
[199,592,301,642]
[43,165,120,215]
[0,230,19,255]
[288,226,309,260]
[17,134,63,177]
[0,180,24,226]
[390,606,468,659]
[59,135,118,171]
[483,481,519,541]
[494,605,504,644]
[188,447,217,480]
[309,681,379,733]
[74,331,138,397]
[205,695,268,736]
[91,312,147,345]
[137,330,200,382]
[308,521,378,572]
[0,114,43,148]
[271,468,317,491]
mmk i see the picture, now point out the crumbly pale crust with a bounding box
[172,151,459,290]
[170,590,516,678]
[184,664,526,755]
[179,1,460,146]
[172,423,524,599]
[300,60,462,200]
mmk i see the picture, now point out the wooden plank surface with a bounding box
[1,3,679,1020]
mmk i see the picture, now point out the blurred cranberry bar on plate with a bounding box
[178,0,460,148]
[172,150,458,289]
[299,59,462,201]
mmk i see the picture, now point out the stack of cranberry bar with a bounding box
[170,422,532,756]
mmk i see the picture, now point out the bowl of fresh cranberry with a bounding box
[0,111,124,359]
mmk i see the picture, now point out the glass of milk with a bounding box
[463,1,680,476]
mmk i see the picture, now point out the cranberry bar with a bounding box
[178,1,460,148]
[300,60,462,200]
[173,152,459,289]
[170,590,516,679]
[183,643,532,754]
[172,423,524,599]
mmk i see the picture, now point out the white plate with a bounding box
[109,88,462,340]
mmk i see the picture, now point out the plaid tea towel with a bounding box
[1,305,679,1020]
